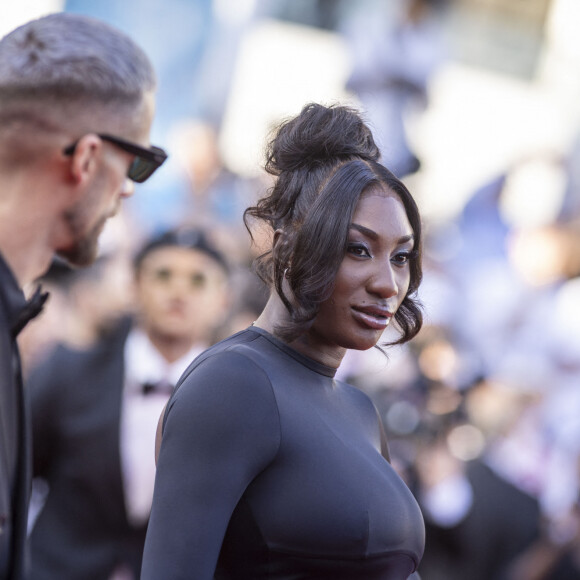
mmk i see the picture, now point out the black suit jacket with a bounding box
[0,254,45,580]
[418,459,541,580]
[27,318,148,580]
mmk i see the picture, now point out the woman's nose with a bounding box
[369,264,399,299]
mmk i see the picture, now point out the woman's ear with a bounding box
[272,228,292,273]
[272,228,285,249]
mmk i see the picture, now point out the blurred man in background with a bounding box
[26,228,230,580]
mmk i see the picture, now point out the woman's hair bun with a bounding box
[265,102,380,175]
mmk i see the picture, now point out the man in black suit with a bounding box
[413,424,542,580]
[26,228,230,580]
[0,13,165,579]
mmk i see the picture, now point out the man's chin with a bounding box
[57,218,107,267]
[56,239,99,268]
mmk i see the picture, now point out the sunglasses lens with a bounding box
[127,157,156,183]
[126,146,167,183]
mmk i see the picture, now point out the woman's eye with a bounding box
[347,243,371,258]
[392,250,415,266]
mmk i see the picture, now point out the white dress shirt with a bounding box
[120,328,204,526]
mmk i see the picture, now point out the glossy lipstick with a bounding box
[351,305,393,330]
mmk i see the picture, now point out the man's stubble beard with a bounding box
[57,207,108,267]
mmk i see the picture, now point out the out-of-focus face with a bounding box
[135,245,229,345]
[58,92,155,266]
[307,191,414,360]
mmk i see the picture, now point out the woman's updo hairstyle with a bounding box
[244,102,422,345]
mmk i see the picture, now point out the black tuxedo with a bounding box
[417,459,541,580]
[27,318,148,580]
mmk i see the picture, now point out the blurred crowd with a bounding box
[15,0,580,578]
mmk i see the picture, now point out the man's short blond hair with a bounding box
[0,12,156,164]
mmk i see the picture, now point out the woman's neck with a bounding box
[253,294,346,369]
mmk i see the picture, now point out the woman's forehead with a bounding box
[351,194,413,239]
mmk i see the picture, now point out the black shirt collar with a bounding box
[0,252,49,338]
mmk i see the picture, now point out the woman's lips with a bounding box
[351,306,393,330]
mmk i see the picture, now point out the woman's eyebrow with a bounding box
[397,234,415,245]
[351,223,378,239]
[350,223,415,245]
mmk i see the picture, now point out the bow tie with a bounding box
[141,381,174,396]
[12,285,50,337]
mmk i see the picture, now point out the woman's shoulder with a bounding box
[178,327,269,385]
[161,329,281,448]
[167,327,283,419]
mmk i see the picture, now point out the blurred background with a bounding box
[4,0,580,578]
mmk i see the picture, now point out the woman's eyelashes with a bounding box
[391,249,416,266]
[393,250,419,266]
[347,242,371,258]
[347,242,416,266]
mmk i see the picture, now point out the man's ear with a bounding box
[66,134,103,187]
[130,269,143,302]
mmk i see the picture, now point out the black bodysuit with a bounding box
[141,327,424,579]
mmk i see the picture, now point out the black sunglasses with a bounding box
[63,133,168,183]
